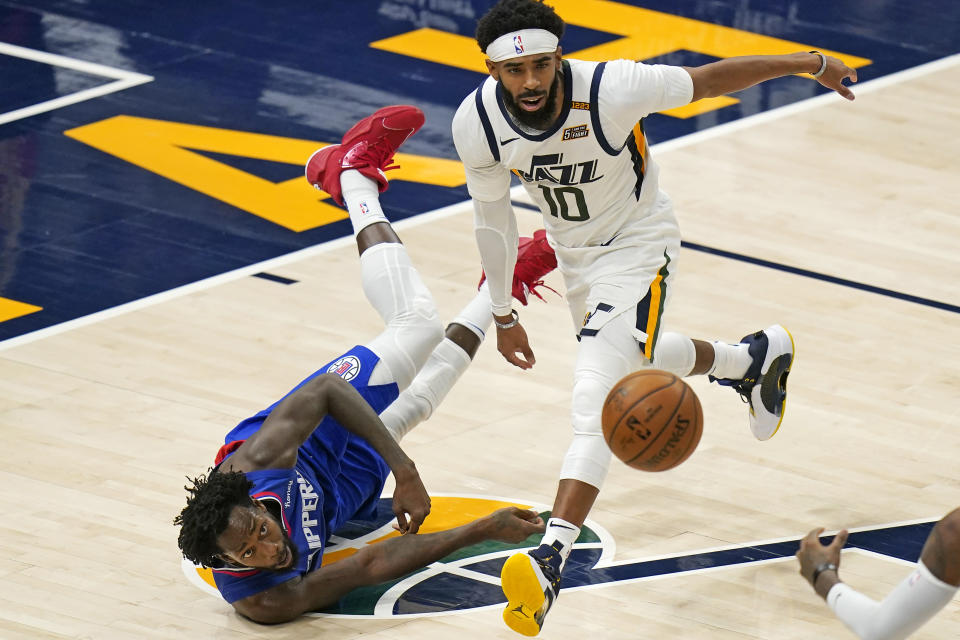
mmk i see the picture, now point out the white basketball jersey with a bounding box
[452,58,694,250]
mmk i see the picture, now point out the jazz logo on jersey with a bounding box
[327,355,361,380]
[514,153,603,185]
[562,124,589,141]
[582,309,596,328]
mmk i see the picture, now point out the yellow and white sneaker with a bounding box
[501,543,562,637]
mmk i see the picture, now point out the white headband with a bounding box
[485,29,559,62]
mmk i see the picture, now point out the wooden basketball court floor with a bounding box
[2,53,959,640]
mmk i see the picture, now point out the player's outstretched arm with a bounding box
[225,373,430,533]
[797,509,960,639]
[232,507,545,624]
[684,52,858,102]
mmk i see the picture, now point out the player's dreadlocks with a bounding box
[475,0,566,53]
[174,469,254,567]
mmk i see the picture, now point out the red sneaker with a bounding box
[480,229,559,305]
[304,105,425,205]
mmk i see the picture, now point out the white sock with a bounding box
[341,170,388,235]
[708,341,753,379]
[379,338,472,441]
[540,517,580,571]
[451,283,493,341]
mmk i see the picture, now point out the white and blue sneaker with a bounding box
[711,324,795,440]
[501,542,563,637]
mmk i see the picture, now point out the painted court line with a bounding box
[2,54,957,350]
[0,199,472,352]
[681,240,960,314]
[0,42,154,126]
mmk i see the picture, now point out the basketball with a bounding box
[602,370,703,472]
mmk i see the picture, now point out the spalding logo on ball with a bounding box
[601,370,703,471]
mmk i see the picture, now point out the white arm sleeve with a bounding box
[826,560,958,640]
[473,194,518,317]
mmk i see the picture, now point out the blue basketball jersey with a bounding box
[211,345,399,603]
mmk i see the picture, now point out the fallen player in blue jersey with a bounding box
[175,105,557,623]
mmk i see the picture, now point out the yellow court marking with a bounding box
[372,28,489,74]
[0,297,42,323]
[371,0,871,118]
[65,116,466,232]
[661,96,739,119]
[320,496,534,566]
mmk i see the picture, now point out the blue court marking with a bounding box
[0,53,107,113]
[319,499,938,615]
[393,520,937,614]
[252,272,298,285]
[1,0,958,342]
[681,241,960,315]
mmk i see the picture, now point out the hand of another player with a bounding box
[796,526,849,586]
[496,322,536,369]
[816,55,858,101]
[391,465,431,534]
[484,507,546,543]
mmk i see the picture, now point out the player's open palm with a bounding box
[497,323,536,369]
[392,469,431,534]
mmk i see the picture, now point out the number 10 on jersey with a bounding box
[537,185,590,221]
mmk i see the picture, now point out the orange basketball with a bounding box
[602,370,703,472]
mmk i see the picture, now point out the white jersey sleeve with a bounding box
[452,91,513,202]
[596,60,693,148]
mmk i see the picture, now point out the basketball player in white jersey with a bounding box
[451,1,859,635]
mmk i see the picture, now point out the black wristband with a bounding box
[812,562,838,587]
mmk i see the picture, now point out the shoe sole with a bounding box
[501,553,545,637]
[753,325,795,440]
[304,144,339,185]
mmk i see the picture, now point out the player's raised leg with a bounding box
[653,327,795,440]
[305,106,442,391]
[382,232,558,443]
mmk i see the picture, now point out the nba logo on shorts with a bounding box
[327,355,361,381]
[513,35,524,54]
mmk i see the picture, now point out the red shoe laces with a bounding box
[520,278,559,302]
[350,135,406,173]
[514,239,559,302]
